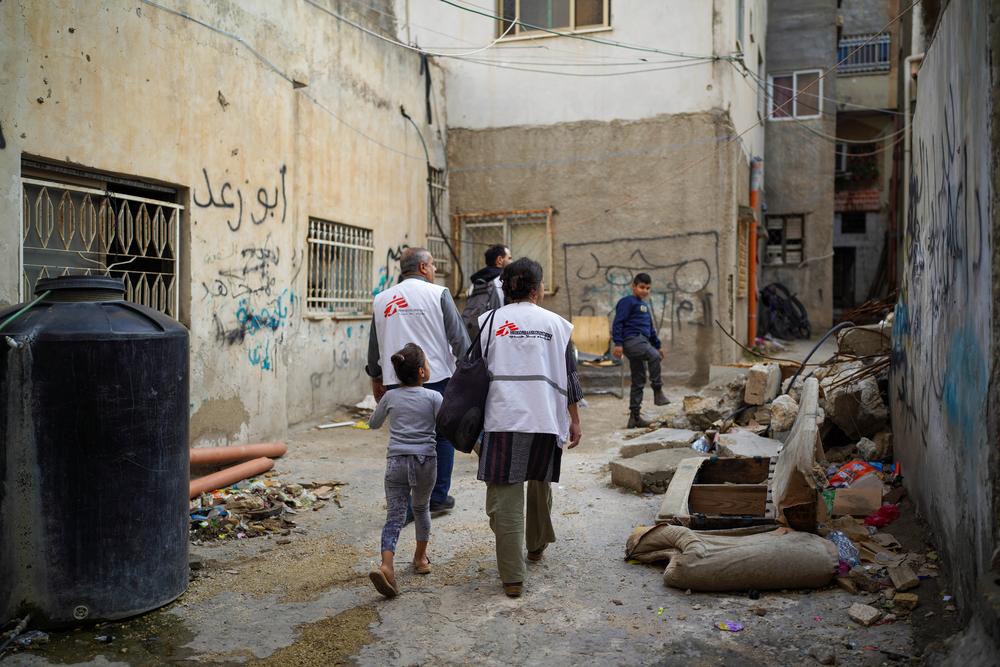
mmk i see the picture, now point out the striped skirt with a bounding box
[477,431,562,484]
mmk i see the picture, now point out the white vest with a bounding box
[373,278,456,385]
[479,302,574,445]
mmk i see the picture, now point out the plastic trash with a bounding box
[827,530,861,569]
[691,435,712,453]
[14,631,49,647]
[864,503,900,528]
[715,620,744,632]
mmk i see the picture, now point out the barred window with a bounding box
[837,33,891,75]
[456,209,552,289]
[426,167,450,279]
[21,167,182,318]
[306,218,374,316]
[764,214,805,266]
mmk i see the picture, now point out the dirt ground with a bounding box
[6,382,964,666]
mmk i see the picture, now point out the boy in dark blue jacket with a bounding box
[612,273,668,428]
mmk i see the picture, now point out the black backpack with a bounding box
[461,279,502,340]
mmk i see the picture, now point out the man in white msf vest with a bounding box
[366,247,470,517]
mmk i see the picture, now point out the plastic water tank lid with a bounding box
[35,275,126,300]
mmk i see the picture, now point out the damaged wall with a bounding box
[0,0,446,443]
[890,0,999,638]
[447,111,744,385]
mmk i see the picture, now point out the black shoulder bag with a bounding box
[436,310,497,453]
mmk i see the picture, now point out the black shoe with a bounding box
[627,413,652,428]
[653,389,670,406]
[430,496,455,515]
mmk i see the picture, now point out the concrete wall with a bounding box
[448,111,743,384]
[837,0,900,111]
[762,0,838,331]
[0,0,446,443]
[833,211,885,305]
[399,0,765,162]
[891,0,999,638]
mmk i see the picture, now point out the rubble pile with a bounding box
[189,475,344,543]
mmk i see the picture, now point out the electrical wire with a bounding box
[742,67,906,116]
[449,54,716,77]
[438,0,729,61]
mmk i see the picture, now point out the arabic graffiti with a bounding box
[194,164,288,232]
[373,244,408,295]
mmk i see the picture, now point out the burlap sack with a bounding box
[626,524,838,591]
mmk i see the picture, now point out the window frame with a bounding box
[497,0,611,40]
[454,208,554,293]
[763,213,806,266]
[767,69,824,121]
[305,218,375,319]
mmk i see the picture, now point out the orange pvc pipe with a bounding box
[189,457,274,499]
[747,222,758,346]
[189,442,287,465]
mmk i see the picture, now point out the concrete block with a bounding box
[618,428,698,458]
[717,431,783,458]
[893,592,919,610]
[744,363,781,405]
[847,603,882,626]
[769,394,798,432]
[837,324,890,357]
[888,565,919,592]
[610,448,709,494]
[820,364,889,438]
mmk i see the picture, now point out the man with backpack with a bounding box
[462,244,512,338]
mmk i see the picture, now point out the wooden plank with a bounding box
[571,316,611,356]
[655,457,707,524]
[688,485,767,516]
[694,457,771,484]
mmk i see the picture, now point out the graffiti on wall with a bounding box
[193,164,288,232]
[562,232,720,348]
[308,323,368,414]
[891,81,990,451]
[374,244,409,295]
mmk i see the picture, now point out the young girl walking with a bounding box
[367,343,442,598]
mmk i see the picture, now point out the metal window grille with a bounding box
[456,209,552,285]
[427,167,450,278]
[21,177,182,317]
[498,0,609,37]
[306,218,374,315]
[837,33,891,74]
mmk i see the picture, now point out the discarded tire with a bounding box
[0,276,190,627]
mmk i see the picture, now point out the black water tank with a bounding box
[0,276,189,627]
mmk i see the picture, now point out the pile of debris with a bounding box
[618,314,931,628]
[189,475,343,543]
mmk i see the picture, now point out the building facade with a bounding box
[1,0,447,444]
[402,0,767,384]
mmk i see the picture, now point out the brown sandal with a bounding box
[413,558,431,575]
[369,569,399,598]
[527,546,547,561]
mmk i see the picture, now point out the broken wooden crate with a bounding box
[656,378,822,532]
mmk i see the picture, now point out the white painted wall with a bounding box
[398,0,765,159]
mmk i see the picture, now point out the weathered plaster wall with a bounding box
[837,0,900,110]
[448,111,744,384]
[833,211,885,305]
[891,0,998,636]
[0,0,445,442]
[763,0,838,331]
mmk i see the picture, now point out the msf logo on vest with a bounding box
[383,295,409,317]
[495,320,519,337]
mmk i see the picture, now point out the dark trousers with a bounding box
[424,378,454,505]
[624,336,662,414]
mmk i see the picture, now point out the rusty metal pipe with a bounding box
[189,442,287,465]
[189,457,274,499]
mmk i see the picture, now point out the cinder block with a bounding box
[744,364,781,405]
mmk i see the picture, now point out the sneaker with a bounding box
[627,413,652,429]
[653,389,670,406]
[430,496,455,515]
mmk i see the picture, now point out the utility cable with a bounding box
[741,67,906,116]
[449,54,716,77]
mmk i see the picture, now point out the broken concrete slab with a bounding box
[618,428,698,458]
[893,592,919,610]
[717,431,783,458]
[682,395,725,430]
[769,394,798,433]
[888,565,920,592]
[819,365,889,439]
[744,363,781,405]
[610,448,709,494]
[837,324,891,357]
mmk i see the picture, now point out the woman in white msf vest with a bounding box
[475,258,583,598]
